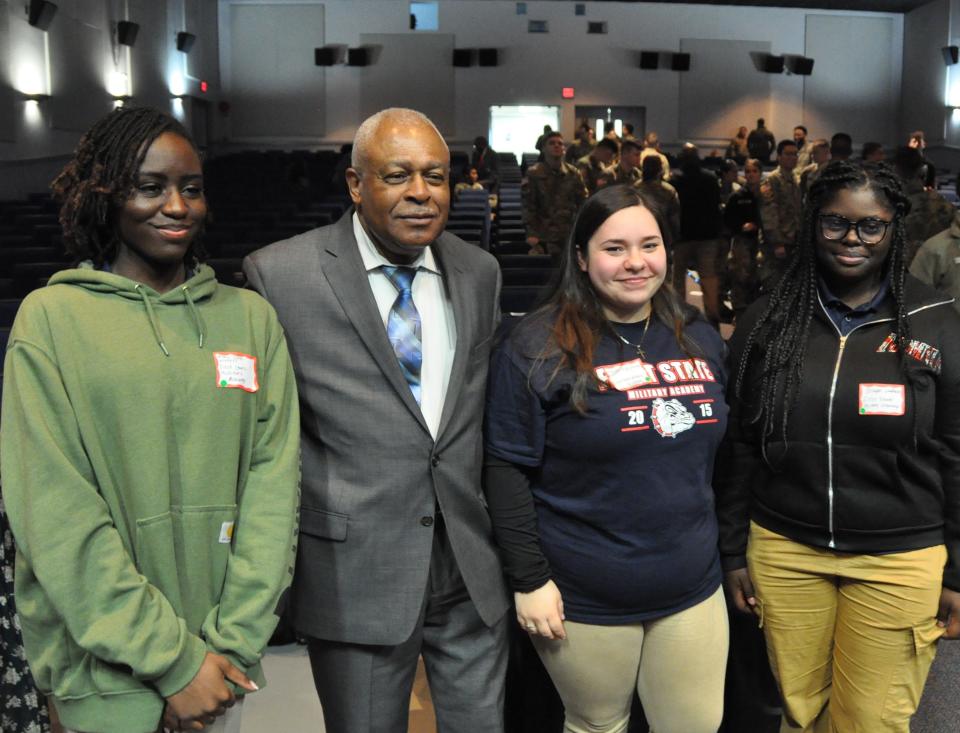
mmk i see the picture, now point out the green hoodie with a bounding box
[1,264,300,733]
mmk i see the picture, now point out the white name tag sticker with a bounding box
[594,359,658,391]
[858,383,905,416]
[214,352,259,392]
[219,521,235,544]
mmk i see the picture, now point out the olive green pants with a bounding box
[747,522,945,733]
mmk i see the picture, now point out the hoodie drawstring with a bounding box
[181,285,207,349]
[135,284,170,357]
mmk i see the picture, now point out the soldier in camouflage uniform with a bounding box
[636,154,681,246]
[577,138,618,195]
[724,158,764,317]
[523,131,588,256]
[759,140,801,287]
[893,146,956,266]
[798,139,830,199]
[597,138,643,188]
[566,123,596,164]
[910,208,960,315]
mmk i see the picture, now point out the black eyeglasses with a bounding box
[818,214,893,245]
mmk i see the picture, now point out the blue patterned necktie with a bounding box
[382,266,422,404]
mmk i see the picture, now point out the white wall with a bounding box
[0,0,221,198]
[0,0,935,200]
[902,0,949,145]
[217,0,904,152]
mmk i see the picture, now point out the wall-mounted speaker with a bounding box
[347,48,369,66]
[28,0,58,30]
[943,46,959,65]
[639,51,659,70]
[315,47,337,66]
[453,49,475,67]
[478,48,499,67]
[176,32,196,53]
[762,54,785,73]
[671,53,691,71]
[117,21,139,47]
[785,56,814,75]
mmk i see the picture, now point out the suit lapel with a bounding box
[434,237,473,442]
[321,215,430,434]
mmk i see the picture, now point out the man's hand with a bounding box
[724,568,758,617]
[937,588,960,639]
[742,222,757,233]
[164,652,257,730]
[516,580,566,640]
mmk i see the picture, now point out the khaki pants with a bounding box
[531,586,728,733]
[747,522,945,733]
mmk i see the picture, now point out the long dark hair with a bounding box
[733,159,912,445]
[524,184,699,413]
[52,106,207,266]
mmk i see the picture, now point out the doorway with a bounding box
[574,105,646,141]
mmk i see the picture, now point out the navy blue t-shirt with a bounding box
[485,316,727,624]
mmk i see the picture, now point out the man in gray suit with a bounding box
[243,108,509,732]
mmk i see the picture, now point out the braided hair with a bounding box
[51,106,206,266]
[733,159,912,447]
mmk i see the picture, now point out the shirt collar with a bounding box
[818,275,890,314]
[353,211,440,275]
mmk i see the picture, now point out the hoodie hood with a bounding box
[48,262,218,355]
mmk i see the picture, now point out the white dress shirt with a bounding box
[353,212,456,439]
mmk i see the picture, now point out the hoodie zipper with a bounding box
[818,295,952,548]
[825,334,847,548]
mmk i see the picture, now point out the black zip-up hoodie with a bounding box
[716,275,960,591]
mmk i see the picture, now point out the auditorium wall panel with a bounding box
[217,0,904,154]
[2,0,951,198]
[224,2,325,139]
[803,15,899,148]
[901,0,948,149]
[0,0,220,198]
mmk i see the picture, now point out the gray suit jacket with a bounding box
[243,213,509,645]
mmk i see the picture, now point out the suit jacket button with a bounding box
[431,456,440,467]
[421,516,434,527]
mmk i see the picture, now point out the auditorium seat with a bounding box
[499,285,541,314]
[496,254,554,269]
[0,300,23,327]
[501,267,555,287]
[11,262,68,296]
[206,258,245,287]
[0,246,61,268]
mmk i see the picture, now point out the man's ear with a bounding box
[345,168,362,206]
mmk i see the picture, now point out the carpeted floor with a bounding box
[912,640,960,733]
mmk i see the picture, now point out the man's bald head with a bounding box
[345,108,451,264]
[351,108,448,172]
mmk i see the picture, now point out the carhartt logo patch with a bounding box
[213,352,259,392]
[219,521,235,544]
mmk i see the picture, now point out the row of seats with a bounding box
[0,150,552,370]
